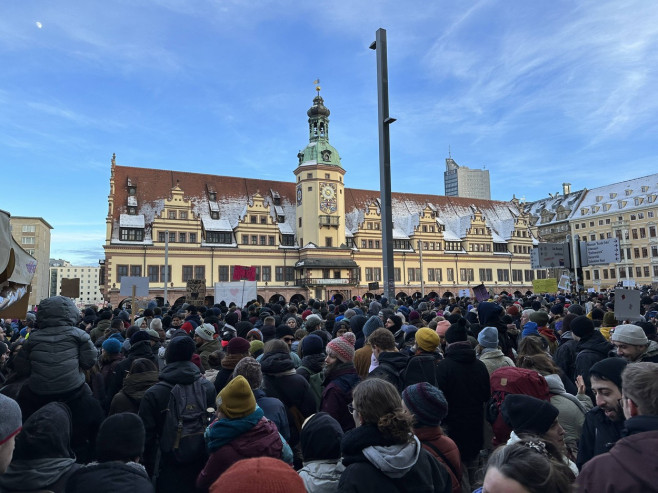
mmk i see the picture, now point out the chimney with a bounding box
[562,183,571,195]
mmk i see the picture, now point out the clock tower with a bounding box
[294,87,346,249]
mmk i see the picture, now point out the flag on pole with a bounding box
[313,79,320,84]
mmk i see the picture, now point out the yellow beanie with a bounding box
[217,375,256,419]
[416,327,440,352]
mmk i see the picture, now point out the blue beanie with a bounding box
[108,332,125,343]
[102,338,122,354]
[301,334,325,356]
[477,326,499,349]
[522,321,540,338]
[363,315,384,338]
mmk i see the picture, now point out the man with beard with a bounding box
[576,357,628,470]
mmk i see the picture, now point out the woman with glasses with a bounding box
[339,378,451,493]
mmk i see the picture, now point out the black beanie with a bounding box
[589,357,628,391]
[570,315,595,338]
[96,413,145,462]
[300,412,343,461]
[445,318,468,344]
[275,325,295,340]
[501,394,558,435]
[166,335,196,363]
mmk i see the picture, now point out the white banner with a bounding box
[214,281,257,307]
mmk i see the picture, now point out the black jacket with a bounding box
[403,352,442,388]
[435,342,491,462]
[297,353,326,381]
[65,461,153,493]
[106,340,158,408]
[576,406,625,470]
[574,332,613,399]
[339,424,451,493]
[368,351,409,392]
[554,334,578,388]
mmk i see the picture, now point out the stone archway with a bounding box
[290,293,306,304]
[269,294,286,304]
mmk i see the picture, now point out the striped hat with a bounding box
[326,332,356,363]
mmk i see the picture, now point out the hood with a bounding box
[644,340,658,358]
[362,435,421,479]
[129,339,155,357]
[544,373,566,393]
[560,331,574,342]
[479,349,505,359]
[260,351,295,374]
[231,418,283,457]
[378,351,409,371]
[0,458,76,490]
[13,401,74,460]
[478,302,503,326]
[576,331,612,355]
[300,353,326,374]
[445,341,476,363]
[159,360,202,385]
[36,296,79,327]
[123,371,159,398]
[349,315,367,337]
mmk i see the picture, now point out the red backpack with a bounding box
[486,367,550,446]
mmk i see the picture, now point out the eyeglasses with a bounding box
[347,403,357,414]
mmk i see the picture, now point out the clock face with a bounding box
[321,185,335,199]
[319,182,337,214]
[296,186,302,206]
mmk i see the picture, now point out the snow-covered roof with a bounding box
[119,214,145,228]
[202,217,232,232]
[572,173,658,219]
[278,223,294,235]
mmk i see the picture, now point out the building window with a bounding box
[497,269,509,282]
[268,236,275,246]
[119,228,144,241]
[493,243,508,253]
[299,218,302,227]
[428,269,435,282]
[206,231,232,244]
[479,268,493,282]
[189,233,197,243]
[130,265,142,277]
[394,268,401,282]
[524,270,535,282]
[645,266,651,277]
[361,240,367,248]
[435,268,443,282]
[219,266,229,282]
[251,235,257,245]
[182,266,193,281]
[366,268,373,282]
[374,268,381,281]
[179,211,187,220]
[148,265,159,282]
[250,215,257,224]
[375,240,380,249]
[262,266,271,282]
[21,225,36,233]
[158,232,165,242]
[160,265,172,283]
[275,266,284,282]
[179,232,186,243]
[195,266,205,280]
[260,216,267,224]
[169,231,176,243]
[368,240,373,249]
[242,235,249,245]
[21,236,35,245]
[116,265,128,282]
[447,268,454,282]
[285,267,295,281]
[260,235,267,246]
[281,235,295,246]
[325,237,333,247]
[460,268,474,282]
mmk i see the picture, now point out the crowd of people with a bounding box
[0,289,657,492]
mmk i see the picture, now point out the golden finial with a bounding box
[314,79,321,95]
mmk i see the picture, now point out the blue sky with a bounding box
[2,1,657,266]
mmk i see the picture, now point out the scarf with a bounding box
[205,407,264,453]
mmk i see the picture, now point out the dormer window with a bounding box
[209,192,217,201]
[128,186,136,196]
[625,189,633,196]
[211,211,219,219]
[127,207,136,215]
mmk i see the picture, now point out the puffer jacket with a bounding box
[65,461,153,493]
[24,296,97,395]
[299,460,345,493]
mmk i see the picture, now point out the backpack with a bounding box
[298,366,324,408]
[486,367,550,446]
[159,380,209,464]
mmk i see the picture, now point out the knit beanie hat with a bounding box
[611,324,648,346]
[506,305,520,317]
[589,357,628,390]
[96,412,145,462]
[363,315,384,338]
[210,457,306,493]
[521,321,540,338]
[571,315,595,338]
[402,383,449,426]
[181,321,196,334]
[501,394,558,435]
[227,337,251,355]
[550,304,564,315]
[326,332,356,363]
[0,394,22,446]
[529,310,549,327]
[568,304,585,316]
[301,334,325,356]
[409,310,421,323]
[275,325,295,340]
[217,375,256,419]
[415,328,440,352]
[305,314,323,331]
[445,319,468,344]
[300,412,344,461]
[602,312,618,327]
[195,323,216,342]
[249,340,264,356]
[478,326,499,349]
[232,357,262,390]
[130,330,151,345]
[435,320,451,337]
[166,335,196,363]
[225,311,239,327]
[246,328,263,341]
[102,337,122,354]
[344,309,356,320]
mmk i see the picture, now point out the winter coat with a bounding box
[368,351,409,392]
[197,339,222,372]
[435,342,491,462]
[574,332,613,399]
[353,343,373,379]
[299,460,345,493]
[260,351,317,445]
[554,332,578,382]
[213,353,247,394]
[638,340,658,363]
[339,424,451,493]
[106,340,158,407]
[576,415,658,492]
[320,363,360,432]
[297,353,326,381]
[23,296,97,395]
[196,417,287,492]
[65,461,153,493]
[0,401,80,493]
[138,360,216,493]
[253,388,290,443]
[544,373,592,458]
[576,406,625,469]
[90,319,111,344]
[414,426,462,493]
[477,349,515,376]
[109,370,159,415]
[403,352,442,388]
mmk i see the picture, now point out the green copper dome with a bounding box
[297,91,342,167]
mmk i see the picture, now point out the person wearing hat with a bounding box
[353,315,384,379]
[139,336,217,492]
[401,328,443,389]
[297,333,326,383]
[402,383,462,493]
[109,358,159,415]
[196,375,292,491]
[0,394,22,474]
[214,337,251,394]
[298,412,345,492]
[529,310,558,354]
[570,315,614,399]
[611,324,658,363]
[476,326,515,376]
[321,333,360,432]
[502,394,578,476]
[435,317,491,486]
[211,457,306,493]
[89,337,125,406]
[576,357,628,470]
[65,412,152,493]
[194,323,221,372]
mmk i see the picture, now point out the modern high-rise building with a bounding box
[49,259,104,307]
[444,157,491,200]
[9,216,52,309]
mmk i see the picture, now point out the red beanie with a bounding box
[210,457,305,493]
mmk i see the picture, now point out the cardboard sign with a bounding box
[214,281,257,307]
[558,275,571,291]
[473,284,489,302]
[614,288,642,322]
[119,276,149,297]
[532,278,558,293]
[60,278,80,298]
